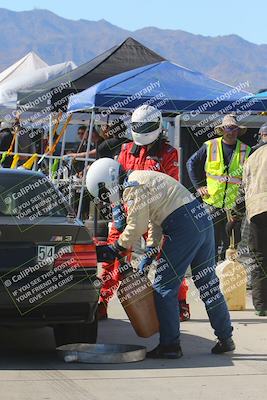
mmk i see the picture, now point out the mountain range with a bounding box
[0,8,266,92]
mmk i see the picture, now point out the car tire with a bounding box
[54,316,98,347]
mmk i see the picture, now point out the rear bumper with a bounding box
[0,272,101,326]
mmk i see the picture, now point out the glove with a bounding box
[138,247,158,274]
[225,220,238,237]
[98,241,126,262]
[112,204,126,233]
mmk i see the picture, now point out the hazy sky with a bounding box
[0,0,266,44]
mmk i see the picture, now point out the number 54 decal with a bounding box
[38,245,55,262]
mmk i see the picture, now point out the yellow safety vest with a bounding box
[204,137,250,209]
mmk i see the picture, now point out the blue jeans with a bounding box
[153,199,233,346]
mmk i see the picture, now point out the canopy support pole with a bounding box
[175,114,182,178]
[174,113,186,183]
[77,109,95,220]
[14,124,19,155]
[48,114,53,178]
[58,114,67,182]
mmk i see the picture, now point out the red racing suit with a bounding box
[119,141,179,179]
[99,140,188,304]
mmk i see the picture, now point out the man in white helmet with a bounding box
[98,105,190,323]
[87,157,234,359]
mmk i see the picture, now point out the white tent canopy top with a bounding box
[0,52,76,110]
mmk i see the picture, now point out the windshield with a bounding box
[0,174,69,219]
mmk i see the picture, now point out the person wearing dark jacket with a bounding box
[227,123,267,316]
[97,119,130,159]
[229,123,267,221]
[67,120,129,165]
[66,125,101,174]
[0,122,13,167]
[250,122,267,154]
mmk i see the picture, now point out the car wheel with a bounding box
[54,316,98,347]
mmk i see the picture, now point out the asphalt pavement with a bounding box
[0,289,266,400]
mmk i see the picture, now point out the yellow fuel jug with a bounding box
[216,234,247,311]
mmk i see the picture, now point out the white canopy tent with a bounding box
[0,52,76,110]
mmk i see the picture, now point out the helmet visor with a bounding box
[132,120,160,134]
[97,182,110,203]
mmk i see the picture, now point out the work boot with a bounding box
[179,300,191,322]
[97,302,108,320]
[146,343,183,359]
[255,310,267,316]
[211,338,235,354]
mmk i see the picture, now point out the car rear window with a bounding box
[0,174,69,218]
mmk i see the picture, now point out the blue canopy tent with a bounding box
[67,61,267,190]
[253,91,267,98]
[67,60,264,114]
[241,91,267,114]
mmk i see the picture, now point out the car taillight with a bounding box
[54,244,97,269]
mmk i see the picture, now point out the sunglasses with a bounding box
[224,125,239,132]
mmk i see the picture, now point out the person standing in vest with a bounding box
[98,105,190,322]
[187,114,251,261]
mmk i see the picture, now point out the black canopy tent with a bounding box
[17,37,165,112]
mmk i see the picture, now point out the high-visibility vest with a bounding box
[204,137,250,209]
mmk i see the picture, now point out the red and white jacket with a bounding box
[118,141,179,180]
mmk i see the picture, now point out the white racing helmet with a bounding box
[86,158,122,203]
[131,105,162,146]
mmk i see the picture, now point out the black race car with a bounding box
[0,168,101,346]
